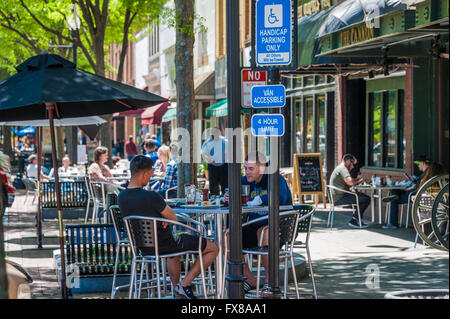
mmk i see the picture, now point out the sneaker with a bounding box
[174,283,197,299]
[348,219,368,229]
[243,281,255,294]
[382,223,398,229]
[382,195,399,203]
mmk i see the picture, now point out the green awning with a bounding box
[162,107,177,122]
[205,99,228,117]
[204,99,257,117]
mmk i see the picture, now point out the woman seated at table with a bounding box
[153,145,170,177]
[152,143,178,198]
[88,147,122,185]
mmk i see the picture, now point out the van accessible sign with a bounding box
[251,84,286,108]
[255,0,293,66]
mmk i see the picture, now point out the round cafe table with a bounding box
[355,185,409,224]
[173,204,293,299]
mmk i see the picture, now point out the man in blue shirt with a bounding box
[225,151,292,293]
[201,128,228,195]
[144,139,159,166]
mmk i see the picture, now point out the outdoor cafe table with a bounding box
[172,204,294,299]
[354,185,409,224]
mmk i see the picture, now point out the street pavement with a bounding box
[3,193,448,299]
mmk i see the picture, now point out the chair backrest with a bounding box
[279,212,300,247]
[84,176,93,198]
[124,216,159,257]
[109,205,127,239]
[293,204,315,246]
[90,181,105,203]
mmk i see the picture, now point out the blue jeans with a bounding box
[335,192,371,221]
[388,190,411,226]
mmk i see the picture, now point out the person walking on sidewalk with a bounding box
[330,154,371,229]
[201,128,228,196]
[125,136,139,162]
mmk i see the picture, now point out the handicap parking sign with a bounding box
[255,0,293,66]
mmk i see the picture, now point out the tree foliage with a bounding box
[0,0,167,79]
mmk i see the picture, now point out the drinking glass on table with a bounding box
[241,185,250,204]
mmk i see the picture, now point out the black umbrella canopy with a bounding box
[0,54,167,121]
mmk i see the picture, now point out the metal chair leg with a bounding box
[306,246,318,299]
[111,244,120,299]
[290,253,300,299]
[128,258,137,299]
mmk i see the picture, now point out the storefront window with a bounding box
[385,91,397,168]
[317,95,326,167]
[316,75,326,85]
[370,92,383,167]
[295,98,303,153]
[304,76,314,87]
[368,89,405,169]
[305,97,314,152]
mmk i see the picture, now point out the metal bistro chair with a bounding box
[84,176,95,223]
[383,192,415,228]
[326,185,363,229]
[123,215,208,299]
[241,210,301,299]
[90,181,124,224]
[109,205,133,299]
[292,204,318,299]
[22,177,38,204]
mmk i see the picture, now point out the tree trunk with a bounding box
[0,182,8,299]
[175,0,197,197]
[1,126,12,158]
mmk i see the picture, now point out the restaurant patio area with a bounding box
[4,192,448,299]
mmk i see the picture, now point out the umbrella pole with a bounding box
[46,103,68,299]
[36,127,43,249]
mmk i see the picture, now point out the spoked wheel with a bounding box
[431,183,449,251]
[412,174,449,251]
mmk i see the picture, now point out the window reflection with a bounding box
[371,92,382,167]
[386,91,397,168]
[305,97,314,152]
[295,99,303,153]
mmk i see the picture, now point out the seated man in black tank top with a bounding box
[118,155,219,299]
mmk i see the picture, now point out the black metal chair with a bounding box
[109,205,132,299]
[123,215,208,299]
[292,204,317,299]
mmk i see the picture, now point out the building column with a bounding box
[336,74,346,161]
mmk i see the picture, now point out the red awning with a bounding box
[113,86,149,117]
[141,99,170,125]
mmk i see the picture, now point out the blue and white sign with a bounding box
[251,84,286,108]
[255,0,293,66]
[251,114,285,136]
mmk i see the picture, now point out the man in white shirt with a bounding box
[201,128,228,195]
[26,155,49,180]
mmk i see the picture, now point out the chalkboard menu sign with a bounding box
[293,153,326,203]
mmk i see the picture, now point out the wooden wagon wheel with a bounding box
[431,183,449,251]
[411,174,449,251]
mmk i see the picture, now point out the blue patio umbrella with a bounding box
[15,126,36,136]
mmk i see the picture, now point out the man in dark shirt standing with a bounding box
[125,136,138,161]
[118,156,218,299]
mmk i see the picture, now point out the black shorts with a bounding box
[242,220,268,249]
[148,234,208,255]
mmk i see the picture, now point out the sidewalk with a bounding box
[3,194,448,299]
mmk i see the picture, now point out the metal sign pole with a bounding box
[265,68,282,299]
[226,0,245,299]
